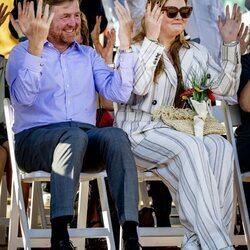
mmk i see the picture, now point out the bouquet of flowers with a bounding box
[180,72,215,104]
[180,71,215,139]
[153,70,225,139]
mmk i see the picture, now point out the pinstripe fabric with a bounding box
[115,38,241,249]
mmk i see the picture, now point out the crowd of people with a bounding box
[0,0,250,250]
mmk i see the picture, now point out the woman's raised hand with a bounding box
[218,4,242,44]
[91,16,116,64]
[145,1,165,42]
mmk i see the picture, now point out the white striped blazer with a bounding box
[115,37,241,148]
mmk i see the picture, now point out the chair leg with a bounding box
[75,180,89,249]
[9,180,32,250]
[0,175,8,245]
[119,226,123,250]
[8,186,21,250]
[138,181,151,209]
[230,186,237,236]
[234,164,250,249]
[30,181,47,229]
[97,177,116,250]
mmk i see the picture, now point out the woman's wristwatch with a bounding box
[118,47,133,53]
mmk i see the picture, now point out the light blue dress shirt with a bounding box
[6,40,134,133]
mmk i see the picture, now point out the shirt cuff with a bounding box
[117,52,134,69]
[23,52,45,72]
[222,43,240,65]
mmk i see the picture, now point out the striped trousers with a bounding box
[132,127,234,250]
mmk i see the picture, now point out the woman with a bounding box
[115,0,241,249]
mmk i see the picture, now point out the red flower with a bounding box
[180,88,194,97]
[207,89,215,102]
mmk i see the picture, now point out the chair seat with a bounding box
[22,170,108,182]
[242,172,250,182]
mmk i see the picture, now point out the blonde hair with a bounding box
[80,12,89,45]
[133,0,190,83]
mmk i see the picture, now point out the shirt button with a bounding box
[152,100,157,105]
[40,63,44,66]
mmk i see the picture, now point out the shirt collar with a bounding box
[44,40,84,54]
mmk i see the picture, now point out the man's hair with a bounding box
[44,0,79,7]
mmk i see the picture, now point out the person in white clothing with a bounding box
[126,0,147,32]
[115,0,242,249]
[185,0,224,64]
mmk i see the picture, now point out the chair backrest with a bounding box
[3,98,31,247]
[223,103,250,184]
[227,104,241,127]
[221,102,240,143]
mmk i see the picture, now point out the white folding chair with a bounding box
[212,103,250,248]
[220,101,250,249]
[136,167,184,248]
[118,158,184,249]
[4,98,116,250]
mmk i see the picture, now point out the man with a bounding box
[6,0,139,249]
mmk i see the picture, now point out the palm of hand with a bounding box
[219,4,241,43]
[144,2,164,42]
[21,19,50,41]
[220,19,240,42]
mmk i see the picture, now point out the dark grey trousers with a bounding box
[15,122,139,225]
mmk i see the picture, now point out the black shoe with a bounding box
[123,238,140,250]
[51,239,75,250]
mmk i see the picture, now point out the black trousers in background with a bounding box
[149,181,172,227]
[236,133,250,216]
